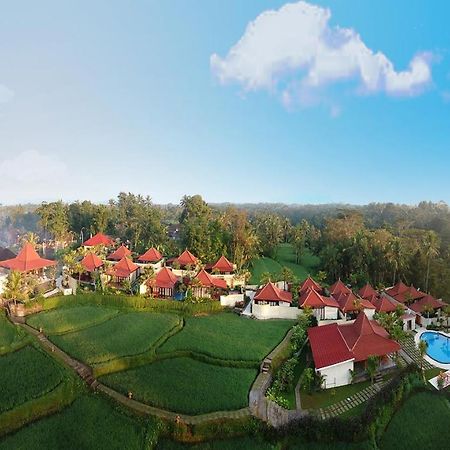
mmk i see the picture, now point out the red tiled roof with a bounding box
[329,279,352,296]
[334,291,375,313]
[409,295,446,314]
[299,288,339,309]
[195,269,227,289]
[138,247,163,263]
[0,242,56,272]
[211,256,234,273]
[299,276,322,294]
[176,250,198,267]
[81,252,103,272]
[371,296,400,313]
[106,256,138,278]
[385,281,408,297]
[254,282,292,303]
[83,232,114,247]
[390,286,425,303]
[308,312,400,369]
[358,283,377,299]
[108,244,131,261]
[152,267,178,289]
[308,324,354,369]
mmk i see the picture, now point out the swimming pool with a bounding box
[420,331,450,364]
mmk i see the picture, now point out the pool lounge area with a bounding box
[416,330,450,370]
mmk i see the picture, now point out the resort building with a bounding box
[82,232,114,248]
[332,290,376,320]
[78,252,104,285]
[167,249,199,276]
[328,279,352,297]
[252,282,298,320]
[146,266,178,298]
[298,288,339,320]
[299,276,323,295]
[107,244,131,261]
[137,247,164,270]
[105,256,140,284]
[192,269,227,299]
[205,255,244,288]
[308,312,401,388]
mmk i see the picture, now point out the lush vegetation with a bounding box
[101,357,257,414]
[0,395,147,450]
[380,391,450,449]
[0,312,27,354]
[0,346,64,414]
[27,305,120,334]
[50,312,180,364]
[159,313,293,362]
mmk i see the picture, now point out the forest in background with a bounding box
[1,196,449,300]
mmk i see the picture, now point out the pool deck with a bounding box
[415,329,450,371]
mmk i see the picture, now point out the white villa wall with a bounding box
[318,360,354,389]
[0,273,7,295]
[324,306,339,320]
[364,308,375,320]
[252,303,299,320]
[220,293,244,307]
[137,260,163,271]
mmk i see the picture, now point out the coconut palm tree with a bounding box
[3,271,28,305]
[418,340,428,377]
[422,231,440,293]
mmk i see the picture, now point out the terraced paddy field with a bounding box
[0,312,27,354]
[100,356,257,414]
[48,311,180,365]
[159,312,293,361]
[0,395,147,450]
[0,346,64,414]
[27,305,120,335]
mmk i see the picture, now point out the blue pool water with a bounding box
[420,332,450,364]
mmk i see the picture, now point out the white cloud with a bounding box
[0,84,14,103]
[211,1,432,105]
[0,150,67,183]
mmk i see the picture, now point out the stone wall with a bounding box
[252,302,300,320]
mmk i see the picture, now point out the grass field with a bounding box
[0,346,64,414]
[0,395,146,450]
[50,312,180,364]
[380,391,450,450]
[27,306,120,335]
[101,357,257,414]
[159,313,293,361]
[0,312,26,354]
[249,244,320,285]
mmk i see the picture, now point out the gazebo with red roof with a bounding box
[192,269,227,299]
[81,252,104,273]
[371,296,400,314]
[106,256,139,281]
[82,232,114,247]
[147,267,179,298]
[209,256,234,274]
[333,291,375,319]
[329,279,352,296]
[138,248,163,264]
[0,242,56,273]
[358,283,377,300]
[107,244,131,261]
[175,249,198,268]
[254,282,292,306]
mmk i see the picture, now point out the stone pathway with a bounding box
[317,381,386,419]
[401,335,434,370]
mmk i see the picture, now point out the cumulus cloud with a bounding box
[211,1,432,105]
[0,84,14,103]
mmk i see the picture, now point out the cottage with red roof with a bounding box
[82,232,114,248]
[252,282,299,320]
[332,288,376,320]
[204,255,245,288]
[137,247,164,270]
[308,312,400,388]
[298,288,339,320]
[146,267,179,298]
[192,269,228,299]
[299,276,323,295]
[107,244,131,261]
[106,256,140,284]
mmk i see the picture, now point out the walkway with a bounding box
[317,380,386,419]
[401,334,434,370]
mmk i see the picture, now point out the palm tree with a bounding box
[279,267,295,291]
[422,231,439,293]
[3,271,27,305]
[366,355,380,384]
[418,340,428,376]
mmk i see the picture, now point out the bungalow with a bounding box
[146,267,178,298]
[252,282,299,320]
[328,279,352,297]
[358,283,377,301]
[107,244,131,261]
[167,249,198,276]
[192,269,228,299]
[205,255,244,288]
[82,232,114,248]
[137,247,164,270]
[299,276,323,295]
[78,252,104,284]
[409,294,446,327]
[106,256,140,284]
[308,312,400,388]
[384,281,424,305]
[298,288,339,320]
[332,290,376,320]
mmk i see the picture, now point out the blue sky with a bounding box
[0,0,449,205]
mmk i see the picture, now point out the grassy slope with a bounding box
[101,357,257,414]
[0,346,63,414]
[159,313,293,361]
[51,312,180,364]
[27,305,120,335]
[0,395,146,450]
[0,313,26,354]
[249,244,320,285]
[381,392,450,450]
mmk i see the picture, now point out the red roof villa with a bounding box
[299,276,323,295]
[332,289,376,320]
[298,288,339,320]
[106,256,139,282]
[107,244,131,261]
[0,242,56,273]
[138,247,163,264]
[81,252,104,273]
[147,267,179,298]
[192,269,227,299]
[308,312,400,388]
[254,282,292,306]
[82,232,114,247]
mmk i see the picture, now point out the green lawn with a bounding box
[159,313,293,362]
[0,395,146,450]
[283,346,310,409]
[27,305,120,335]
[50,312,180,365]
[0,312,26,354]
[0,346,64,414]
[381,391,450,450]
[249,244,320,285]
[101,357,257,414]
[300,380,371,410]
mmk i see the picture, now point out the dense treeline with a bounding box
[1,197,449,299]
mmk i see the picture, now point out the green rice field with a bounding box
[101,357,257,414]
[0,395,146,450]
[0,346,64,414]
[159,312,293,361]
[27,305,120,335]
[50,312,180,364]
[0,312,26,354]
